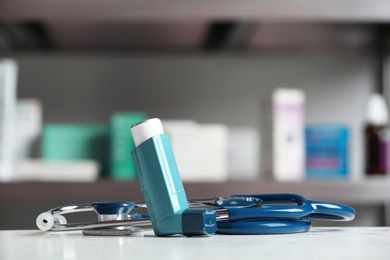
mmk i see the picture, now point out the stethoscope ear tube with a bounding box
[232,193,355,221]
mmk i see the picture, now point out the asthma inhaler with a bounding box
[131,118,216,236]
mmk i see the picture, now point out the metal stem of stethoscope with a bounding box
[50,218,153,231]
[47,204,95,215]
[48,211,233,232]
[45,197,251,215]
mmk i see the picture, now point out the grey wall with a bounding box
[14,52,373,180]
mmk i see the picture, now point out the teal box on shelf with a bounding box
[305,125,349,178]
[41,124,108,174]
[109,112,147,180]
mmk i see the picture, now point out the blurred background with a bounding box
[1,0,390,229]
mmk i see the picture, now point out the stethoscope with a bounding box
[37,193,355,235]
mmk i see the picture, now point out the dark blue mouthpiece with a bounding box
[181,208,217,236]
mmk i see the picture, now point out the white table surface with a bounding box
[1,227,389,260]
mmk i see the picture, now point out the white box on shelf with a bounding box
[162,120,229,182]
[14,99,42,159]
[14,160,99,182]
[228,127,260,180]
[0,59,18,182]
[273,88,305,182]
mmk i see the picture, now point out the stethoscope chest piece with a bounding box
[82,202,144,236]
[82,226,144,236]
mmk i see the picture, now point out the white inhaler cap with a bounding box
[131,118,164,147]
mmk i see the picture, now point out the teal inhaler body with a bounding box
[131,118,216,236]
[132,133,188,236]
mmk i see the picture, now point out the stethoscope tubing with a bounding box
[38,193,355,235]
[215,193,354,234]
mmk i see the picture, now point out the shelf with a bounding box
[1,179,390,205]
[1,179,389,229]
[2,1,390,22]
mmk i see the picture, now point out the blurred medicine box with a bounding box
[41,124,108,176]
[305,125,349,178]
[109,112,147,180]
